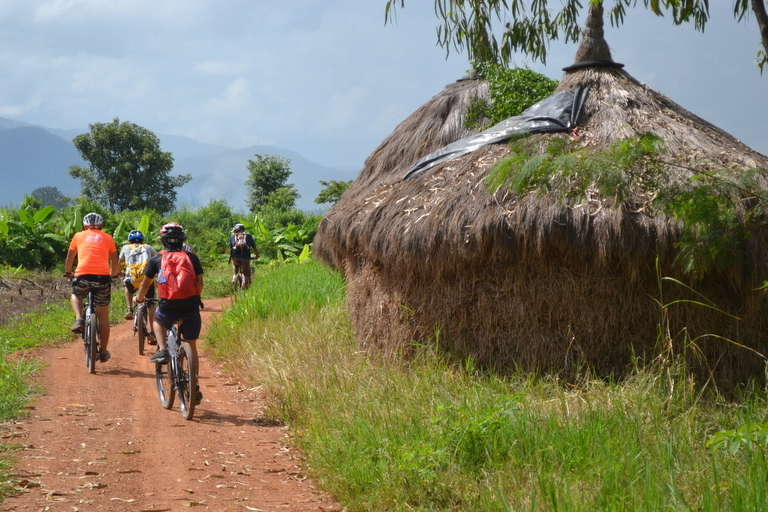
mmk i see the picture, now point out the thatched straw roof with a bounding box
[314,3,768,386]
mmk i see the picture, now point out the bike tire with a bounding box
[156,361,175,409]
[177,342,198,420]
[137,306,146,355]
[86,312,98,374]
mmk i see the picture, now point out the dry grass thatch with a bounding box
[314,4,768,386]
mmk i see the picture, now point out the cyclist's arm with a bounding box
[134,276,154,303]
[64,249,77,275]
[109,250,120,278]
[248,234,259,259]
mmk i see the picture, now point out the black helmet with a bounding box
[83,212,104,228]
[159,222,186,248]
[233,223,245,233]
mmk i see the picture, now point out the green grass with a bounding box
[205,259,768,511]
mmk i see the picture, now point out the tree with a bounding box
[315,180,353,206]
[245,154,299,212]
[385,0,768,73]
[31,186,71,210]
[68,118,191,215]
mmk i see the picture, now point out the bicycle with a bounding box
[155,319,199,420]
[133,297,158,355]
[82,289,101,374]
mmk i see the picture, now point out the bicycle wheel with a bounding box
[137,305,147,355]
[86,312,98,374]
[177,342,198,420]
[155,360,175,409]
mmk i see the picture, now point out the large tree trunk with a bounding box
[752,0,768,71]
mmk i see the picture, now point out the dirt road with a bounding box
[1,298,341,511]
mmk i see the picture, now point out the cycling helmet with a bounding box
[128,230,144,243]
[233,223,245,233]
[82,212,104,228]
[159,222,187,248]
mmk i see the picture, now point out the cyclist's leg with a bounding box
[242,261,252,288]
[95,305,110,350]
[179,310,202,380]
[69,278,87,331]
[147,284,157,336]
[123,281,133,312]
[152,316,169,352]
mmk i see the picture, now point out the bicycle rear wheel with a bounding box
[85,312,98,374]
[137,305,147,355]
[177,342,198,420]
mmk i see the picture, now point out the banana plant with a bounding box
[0,205,68,268]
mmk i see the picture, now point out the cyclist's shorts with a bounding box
[156,306,201,341]
[124,280,156,298]
[231,257,252,279]
[71,275,112,307]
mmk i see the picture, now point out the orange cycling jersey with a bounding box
[69,229,117,276]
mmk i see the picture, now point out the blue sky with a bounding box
[0,1,765,171]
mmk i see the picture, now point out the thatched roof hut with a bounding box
[314,4,768,385]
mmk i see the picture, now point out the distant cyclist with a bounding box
[63,212,120,363]
[118,230,158,343]
[229,223,259,289]
[134,223,205,402]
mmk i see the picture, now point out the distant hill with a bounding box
[0,126,84,207]
[0,116,358,212]
[173,145,356,213]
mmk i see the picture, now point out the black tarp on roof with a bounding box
[402,86,590,180]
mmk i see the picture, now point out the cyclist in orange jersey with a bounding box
[63,212,120,363]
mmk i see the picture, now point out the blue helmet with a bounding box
[128,230,144,243]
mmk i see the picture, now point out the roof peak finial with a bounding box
[563,2,624,72]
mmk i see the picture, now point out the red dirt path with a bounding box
[1,298,341,511]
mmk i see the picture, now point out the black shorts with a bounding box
[155,306,202,341]
[124,279,156,299]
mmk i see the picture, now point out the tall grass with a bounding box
[207,260,768,511]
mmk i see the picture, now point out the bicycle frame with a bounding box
[133,298,158,356]
[83,290,100,374]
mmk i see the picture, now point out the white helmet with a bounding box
[83,212,104,228]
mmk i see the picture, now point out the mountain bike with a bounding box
[155,319,198,420]
[82,289,101,374]
[133,297,158,355]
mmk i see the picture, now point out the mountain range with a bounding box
[0,116,359,212]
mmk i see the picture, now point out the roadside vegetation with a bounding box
[2,256,768,510]
[206,259,768,512]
